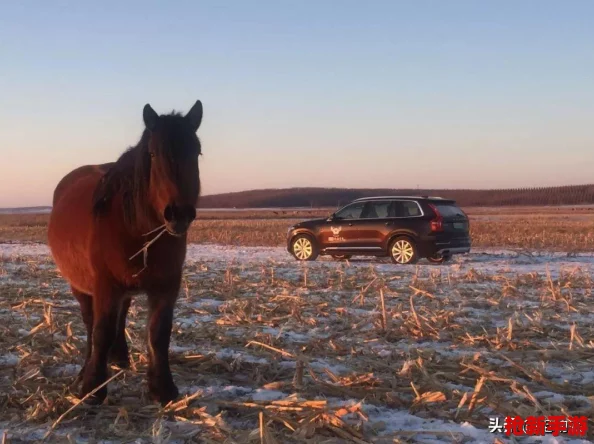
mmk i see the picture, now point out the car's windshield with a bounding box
[334,202,366,219]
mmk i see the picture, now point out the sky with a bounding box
[1,1,593,207]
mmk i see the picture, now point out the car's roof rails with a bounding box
[352,195,448,202]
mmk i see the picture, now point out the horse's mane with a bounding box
[91,130,151,226]
[91,111,184,227]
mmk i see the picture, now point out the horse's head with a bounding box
[142,100,203,236]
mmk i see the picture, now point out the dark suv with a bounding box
[286,196,471,264]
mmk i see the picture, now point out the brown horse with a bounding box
[48,100,204,405]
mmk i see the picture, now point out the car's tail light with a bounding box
[428,204,443,232]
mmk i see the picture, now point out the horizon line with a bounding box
[3,182,594,210]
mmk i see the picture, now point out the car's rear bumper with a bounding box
[426,237,471,257]
[436,246,471,255]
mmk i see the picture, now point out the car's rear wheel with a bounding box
[290,235,319,261]
[427,253,451,264]
[389,237,418,265]
[331,254,352,261]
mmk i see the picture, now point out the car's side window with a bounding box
[361,201,391,219]
[334,202,366,220]
[403,201,422,217]
[391,201,422,218]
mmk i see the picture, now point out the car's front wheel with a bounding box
[389,237,418,265]
[290,235,319,261]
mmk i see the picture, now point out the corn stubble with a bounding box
[1,206,594,442]
[2,208,594,252]
[1,242,593,442]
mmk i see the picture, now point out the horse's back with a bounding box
[48,163,113,294]
[52,163,114,206]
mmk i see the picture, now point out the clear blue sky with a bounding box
[1,1,593,206]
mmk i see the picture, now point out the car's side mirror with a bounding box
[327,214,336,222]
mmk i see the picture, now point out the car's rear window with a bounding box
[392,201,422,217]
[434,203,466,218]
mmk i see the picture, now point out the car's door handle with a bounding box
[385,222,392,226]
[348,223,353,226]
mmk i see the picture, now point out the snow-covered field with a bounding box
[1,242,593,443]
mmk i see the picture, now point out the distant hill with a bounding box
[4,185,594,214]
[0,206,52,215]
[197,185,594,208]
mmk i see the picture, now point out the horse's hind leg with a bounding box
[81,279,122,404]
[108,297,131,368]
[72,287,93,382]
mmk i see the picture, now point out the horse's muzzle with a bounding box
[164,204,197,236]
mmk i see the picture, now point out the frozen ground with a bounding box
[1,242,593,443]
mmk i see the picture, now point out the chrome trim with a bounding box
[352,195,446,202]
[324,246,383,250]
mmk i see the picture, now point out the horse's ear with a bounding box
[143,104,159,131]
[185,100,203,132]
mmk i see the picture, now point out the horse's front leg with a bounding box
[108,297,131,368]
[81,279,122,404]
[146,287,179,405]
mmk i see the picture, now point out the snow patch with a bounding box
[0,354,19,367]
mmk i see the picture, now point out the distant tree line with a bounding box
[197,185,594,208]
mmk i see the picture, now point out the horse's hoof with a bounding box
[80,381,108,405]
[80,388,107,405]
[149,382,179,406]
[108,349,130,369]
[108,356,130,369]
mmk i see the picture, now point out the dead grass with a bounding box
[1,248,593,442]
[3,208,594,252]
